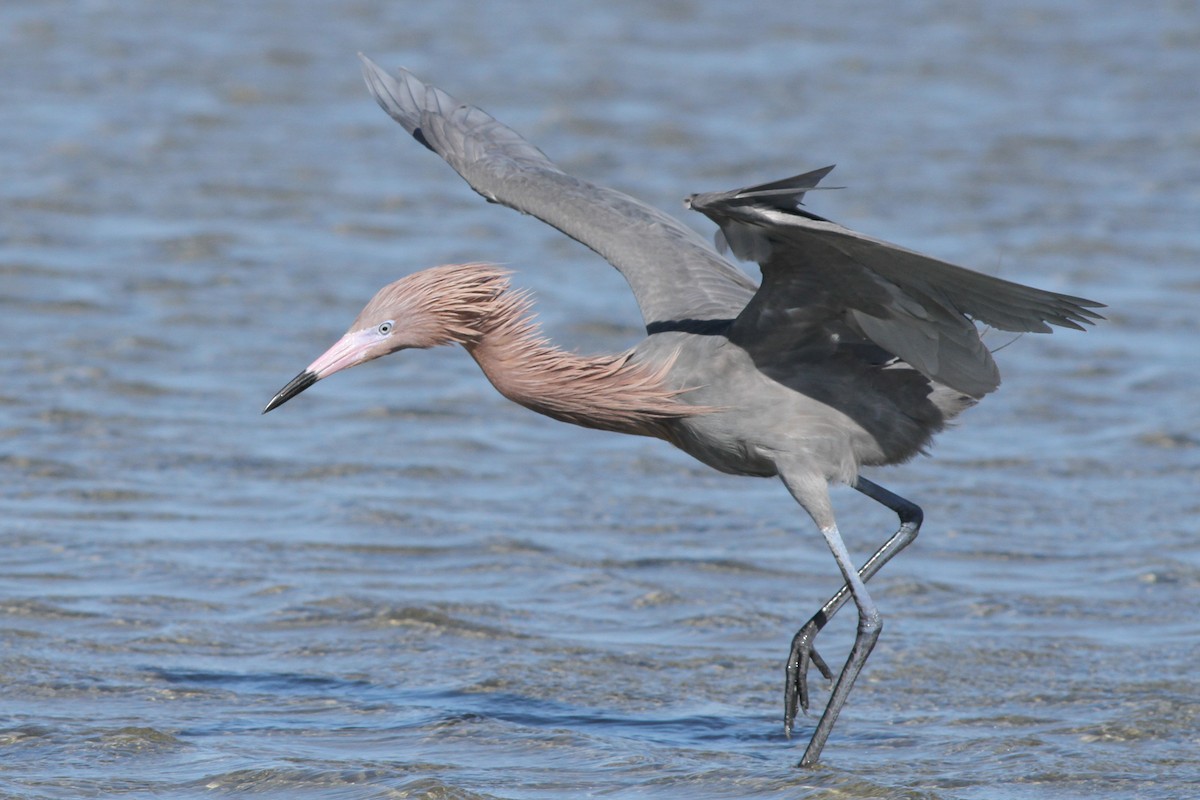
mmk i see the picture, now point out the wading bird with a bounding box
[264,55,1103,766]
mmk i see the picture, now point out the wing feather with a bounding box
[359,55,755,327]
[689,170,1104,397]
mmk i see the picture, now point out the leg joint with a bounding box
[858,608,882,636]
[900,502,923,529]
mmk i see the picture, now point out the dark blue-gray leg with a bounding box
[783,476,923,762]
[797,520,882,766]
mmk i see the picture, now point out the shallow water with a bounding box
[2,1,1198,798]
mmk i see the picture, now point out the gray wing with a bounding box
[359,55,756,328]
[688,170,1105,398]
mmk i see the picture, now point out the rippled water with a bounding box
[2,1,1197,798]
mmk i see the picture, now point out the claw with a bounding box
[784,622,835,736]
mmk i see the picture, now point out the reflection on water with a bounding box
[2,1,1197,798]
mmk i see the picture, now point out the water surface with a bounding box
[2,1,1197,798]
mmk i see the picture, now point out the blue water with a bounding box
[2,1,1197,798]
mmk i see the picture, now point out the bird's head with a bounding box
[262,263,511,413]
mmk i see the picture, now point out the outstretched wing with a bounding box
[359,55,756,328]
[687,170,1105,398]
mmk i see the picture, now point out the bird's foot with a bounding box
[784,621,834,737]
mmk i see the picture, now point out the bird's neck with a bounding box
[459,293,696,438]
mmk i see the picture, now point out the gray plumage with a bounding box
[268,55,1105,767]
[359,56,758,325]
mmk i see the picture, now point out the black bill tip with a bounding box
[263,370,318,414]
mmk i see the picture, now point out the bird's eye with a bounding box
[377,321,394,336]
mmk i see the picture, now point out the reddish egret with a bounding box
[264,56,1103,766]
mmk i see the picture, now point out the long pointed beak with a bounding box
[262,328,377,414]
[262,370,318,413]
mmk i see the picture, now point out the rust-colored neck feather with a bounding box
[394,264,700,438]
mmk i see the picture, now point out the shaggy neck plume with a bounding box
[402,264,699,438]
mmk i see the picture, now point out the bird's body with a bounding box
[649,327,974,481]
[264,56,1103,766]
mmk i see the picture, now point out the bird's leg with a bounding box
[776,470,887,766]
[784,478,922,734]
[794,521,882,767]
